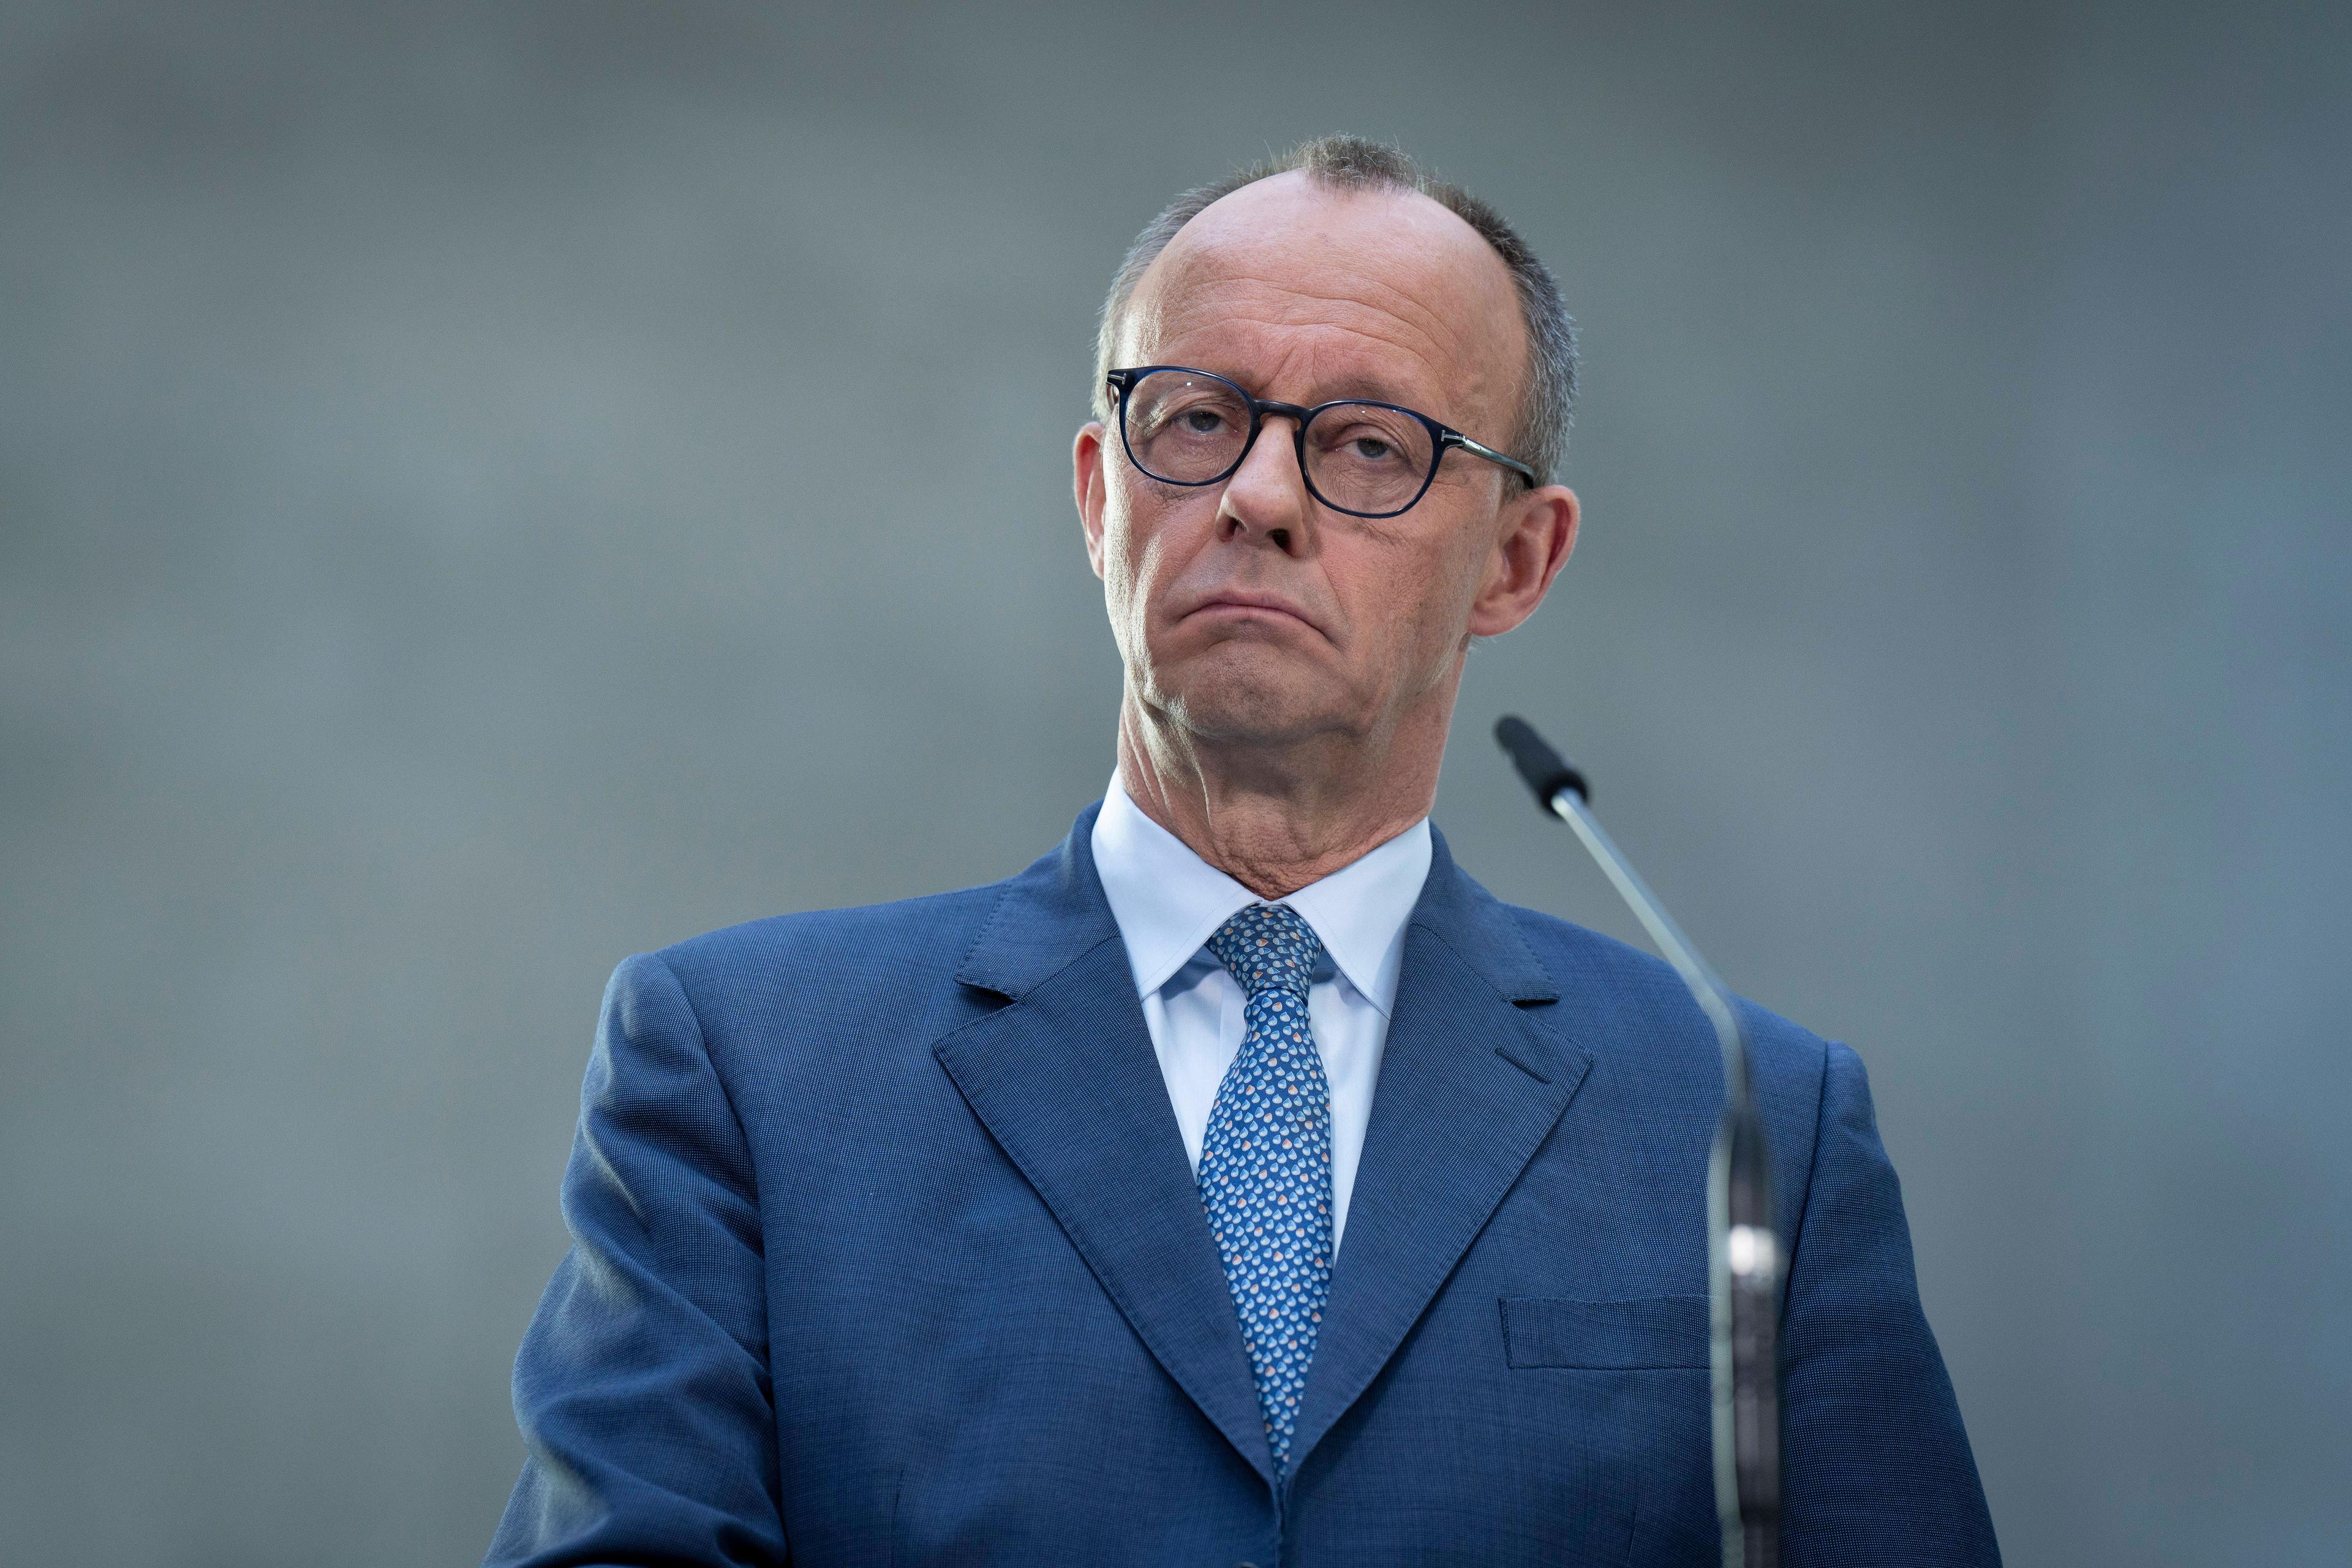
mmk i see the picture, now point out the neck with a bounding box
[1115,682,1453,899]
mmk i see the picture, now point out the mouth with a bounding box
[1181,592,1323,636]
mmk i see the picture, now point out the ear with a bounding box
[1074,421,1109,581]
[1466,483,1578,638]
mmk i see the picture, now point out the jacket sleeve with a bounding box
[1777,1040,2000,1565]
[484,953,787,1568]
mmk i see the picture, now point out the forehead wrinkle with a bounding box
[1234,331,1430,412]
[1160,289,1452,379]
[1156,324,1453,428]
[1152,270,1497,386]
[1197,274,1463,362]
[1155,238,1483,352]
[1181,234,1476,337]
[1272,261,1501,377]
[1137,232,1521,433]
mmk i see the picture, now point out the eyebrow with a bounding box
[1311,375,1420,407]
[1226,368,1427,411]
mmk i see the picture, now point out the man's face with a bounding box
[1076,172,1577,757]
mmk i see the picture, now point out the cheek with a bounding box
[1333,527,1485,665]
[1102,505,1148,597]
[1104,481,1207,595]
[1097,491,1178,641]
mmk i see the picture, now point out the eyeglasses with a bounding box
[1105,365,1539,519]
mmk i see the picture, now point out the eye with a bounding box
[1320,421,1409,464]
[1182,407,1229,434]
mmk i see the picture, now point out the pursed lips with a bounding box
[1182,593,1325,636]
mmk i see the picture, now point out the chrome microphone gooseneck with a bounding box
[1494,716,1781,1568]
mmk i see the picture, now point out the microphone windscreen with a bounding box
[1494,715,1591,809]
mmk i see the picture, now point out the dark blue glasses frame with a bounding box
[1106,365,1540,519]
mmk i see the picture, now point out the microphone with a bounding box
[1494,716,1781,1568]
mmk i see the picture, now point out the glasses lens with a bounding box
[1303,403,1436,515]
[1121,371,1252,483]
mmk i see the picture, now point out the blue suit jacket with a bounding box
[488,809,1997,1566]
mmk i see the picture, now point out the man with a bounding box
[487,137,1998,1566]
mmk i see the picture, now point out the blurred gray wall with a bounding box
[4,2,2347,1562]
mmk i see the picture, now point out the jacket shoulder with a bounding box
[657,880,1003,974]
[629,879,1011,1046]
[1491,896,1836,1085]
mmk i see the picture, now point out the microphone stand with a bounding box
[1495,717,1781,1568]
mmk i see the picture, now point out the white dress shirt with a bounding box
[1090,774,1433,1253]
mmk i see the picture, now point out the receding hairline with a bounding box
[1128,169,1517,300]
[1113,172,1526,379]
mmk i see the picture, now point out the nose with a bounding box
[1216,411,1313,556]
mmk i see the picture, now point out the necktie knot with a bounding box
[1206,903,1322,1001]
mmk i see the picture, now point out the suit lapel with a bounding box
[930,809,1274,1482]
[1286,830,1594,1475]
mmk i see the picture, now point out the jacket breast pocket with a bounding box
[1499,1295,1711,1370]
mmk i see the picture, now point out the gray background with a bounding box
[3,2,2346,1562]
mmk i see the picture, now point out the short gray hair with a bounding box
[1091,135,1578,486]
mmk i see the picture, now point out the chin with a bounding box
[1151,662,1351,748]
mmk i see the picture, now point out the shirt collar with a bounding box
[1090,772,1433,1019]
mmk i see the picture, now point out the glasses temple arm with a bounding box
[1448,430,1542,488]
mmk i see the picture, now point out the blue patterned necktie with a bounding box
[1199,902,1332,1477]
